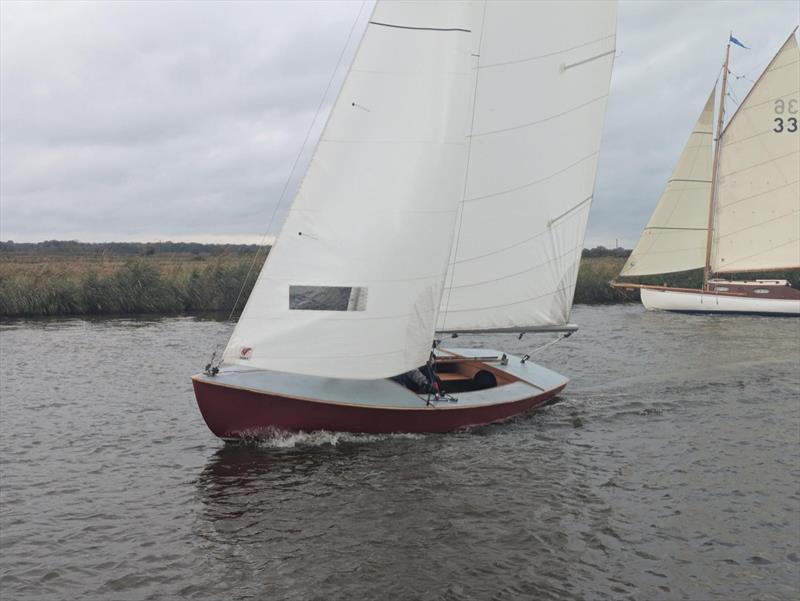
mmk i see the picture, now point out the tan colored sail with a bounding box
[619,88,715,277]
[712,33,800,273]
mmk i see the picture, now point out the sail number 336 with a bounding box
[773,98,798,133]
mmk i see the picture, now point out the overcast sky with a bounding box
[1,0,798,247]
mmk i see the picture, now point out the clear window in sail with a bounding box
[289,286,368,311]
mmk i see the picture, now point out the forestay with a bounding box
[619,88,715,277]
[223,1,473,379]
[712,33,800,273]
[437,0,617,333]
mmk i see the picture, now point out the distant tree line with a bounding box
[581,246,631,258]
[2,240,631,258]
[0,240,265,256]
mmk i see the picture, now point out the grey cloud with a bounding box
[591,0,799,247]
[1,0,364,241]
[1,0,798,245]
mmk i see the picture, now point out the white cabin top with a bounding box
[709,278,790,287]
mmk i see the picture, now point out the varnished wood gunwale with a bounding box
[612,281,800,301]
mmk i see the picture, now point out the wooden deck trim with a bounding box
[434,355,501,364]
[437,372,472,382]
[611,282,704,293]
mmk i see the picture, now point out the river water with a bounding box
[1,305,798,600]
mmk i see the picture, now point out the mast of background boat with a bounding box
[703,36,731,290]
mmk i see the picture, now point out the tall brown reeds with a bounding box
[1,251,797,317]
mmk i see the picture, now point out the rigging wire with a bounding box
[727,68,757,85]
[725,68,753,109]
[226,0,368,324]
[205,1,368,368]
[520,332,572,363]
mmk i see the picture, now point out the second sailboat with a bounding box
[614,30,800,316]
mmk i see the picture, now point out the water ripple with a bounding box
[1,308,798,599]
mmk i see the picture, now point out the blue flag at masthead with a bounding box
[729,34,749,49]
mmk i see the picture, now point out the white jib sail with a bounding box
[437,0,617,333]
[712,32,800,273]
[619,88,716,277]
[223,1,473,379]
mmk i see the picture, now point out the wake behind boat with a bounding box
[193,0,617,437]
[613,29,800,316]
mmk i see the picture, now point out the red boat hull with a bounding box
[192,377,565,437]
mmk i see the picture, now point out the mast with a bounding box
[703,37,731,289]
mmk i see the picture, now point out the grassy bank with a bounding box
[0,252,266,317]
[0,248,796,317]
[574,256,629,303]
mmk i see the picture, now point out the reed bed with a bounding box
[573,257,630,303]
[0,254,265,317]
[1,252,796,317]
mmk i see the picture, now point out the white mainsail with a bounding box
[223,1,473,379]
[437,0,617,332]
[619,88,716,277]
[712,33,800,273]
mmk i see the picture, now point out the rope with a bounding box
[521,332,572,363]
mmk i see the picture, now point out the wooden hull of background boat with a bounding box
[640,285,800,316]
[191,349,569,438]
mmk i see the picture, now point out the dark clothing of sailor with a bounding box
[391,367,431,392]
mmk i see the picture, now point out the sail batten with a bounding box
[478,34,615,69]
[368,21,471,33]
[463,152,599,203]
[470,94,608,138]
